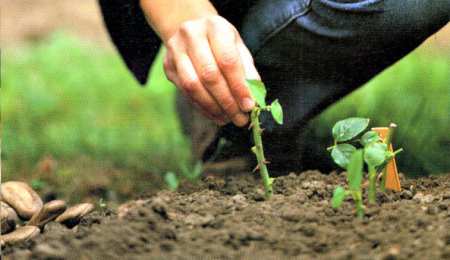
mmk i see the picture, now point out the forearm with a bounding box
[140,0,218,42]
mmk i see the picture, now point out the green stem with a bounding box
[250,108,273,198]
[380,123,397,191]
[368,165,377,204]
[352,191,364,218]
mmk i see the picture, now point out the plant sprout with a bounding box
[247,79,284,198]
[165,79,283,198]
[164,161,203,191]
[328,118,402,217]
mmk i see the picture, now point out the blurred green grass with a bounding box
[1,33,189,201]
[1,33,449,201]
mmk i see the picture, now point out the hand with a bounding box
[163,16,260,127]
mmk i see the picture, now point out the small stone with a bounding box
[280,207,302,222]
[0,181,43,220]
[231,194,246,203]
[426,206,439,215]
[117,199,150,219]
[438,203,448,211]
[442,192,450,200]
[150,198,169,219]
[185,214,214,227]
[399,190,413,200]
[1,201,19,234]
[301,181,324,190]
[252,189,266,201]
[413,193,434,203]
[383,244,401,260]
[55,203,94,228]
[0,226,40,245]
[33,244,66,259]
[231,194,248,209]
[28,200,67,228]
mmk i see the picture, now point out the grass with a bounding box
[1,33,189,202]
[1,32,448,201]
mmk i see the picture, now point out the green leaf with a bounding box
[31,179,46,190]
[164,172,179,191]
[364,142,388,167]
[331,144,357,169]
[332,186,347,208]
[190,161,203,180]
[246,79,267,107]
[360,130,381,146]
[332,118,370,142]
[347,150,364,190]
[270,99,283,124]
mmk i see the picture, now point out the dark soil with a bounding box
[3,171,450,259]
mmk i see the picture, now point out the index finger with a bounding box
[208,22,255,112]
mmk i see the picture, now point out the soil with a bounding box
[1,0,110,47]
[3,171,450,260]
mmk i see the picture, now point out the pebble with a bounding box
[0,226,40,246]
[55,203,94,228]
[280,207,302,222]
[438,202,448,211]
[33,243,66,259]
[413,192,434,203]
[150,198,169,219]
[383,245,401,260]
[28,200,67,228]
[426,206,439,215]
[117,199,150,219]
[399,190,413,200]
[1,201,19,234]
[0,181,43,220]
[231,194,248,209]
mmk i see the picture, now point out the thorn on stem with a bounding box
[252,165,260,173]
[377,172,383,181]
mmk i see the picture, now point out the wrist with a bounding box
[140,0,218,43]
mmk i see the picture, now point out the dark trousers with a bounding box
[207,0,449,171]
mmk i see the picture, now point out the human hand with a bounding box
[163,16,260,126]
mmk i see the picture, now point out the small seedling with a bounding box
[165,80,283,198]
[30,179,47,191]
[246,79,284,198]
[164,172,179,191]
[328,118,402,217]
[164,161,203,191]
[98,198,108,216]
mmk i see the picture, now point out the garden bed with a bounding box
[3,171,450,259]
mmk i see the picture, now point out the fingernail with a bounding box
[241,98,255,111]
[233,113,249,127]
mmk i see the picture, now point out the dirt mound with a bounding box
[3,171,450,259]
[1,0,110,47]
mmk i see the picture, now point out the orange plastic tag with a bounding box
[372,127,401,192]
